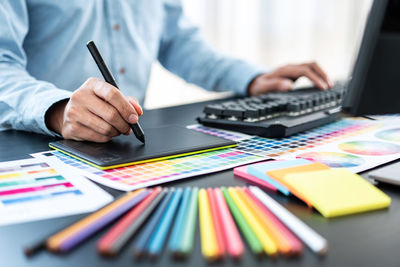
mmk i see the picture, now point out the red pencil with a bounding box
[243,187,303,256]
[206,188,225,259]
[97,187,162,256]
[213,188,244,259]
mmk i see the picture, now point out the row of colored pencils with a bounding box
[24,185,327,261]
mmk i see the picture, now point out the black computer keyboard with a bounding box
[197,84,346,137]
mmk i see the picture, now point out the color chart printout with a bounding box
[278,125,400,173]
[32,149,264,191]
[0,158,113,226]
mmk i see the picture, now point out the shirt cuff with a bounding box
[31,88,72,137]
[220,61,267,96]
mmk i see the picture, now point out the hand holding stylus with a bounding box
[45,77,143,143]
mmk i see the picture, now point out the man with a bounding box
[0,0,332,143]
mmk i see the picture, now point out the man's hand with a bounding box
[45,77,143,143]
[248,62,334,96]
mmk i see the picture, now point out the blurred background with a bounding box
[144,0,373,109]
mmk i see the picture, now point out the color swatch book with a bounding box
[0,158,113,226]
[32,149,264,191]
[189,119,400,173]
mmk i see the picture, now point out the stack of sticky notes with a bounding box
[234,159,391,218]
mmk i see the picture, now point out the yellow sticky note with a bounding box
[266,162,330,207]
[284,169,391,218]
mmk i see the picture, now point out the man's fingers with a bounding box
[251,77,293,95]
[126,96,143,116]
[89,78,139,124]
[307,62,333,88]
[300,67,328,90]
[78,109,121,137]
[62,123,112,143]
[85,94,132,135]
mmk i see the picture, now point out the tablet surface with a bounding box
[49,125,236,169]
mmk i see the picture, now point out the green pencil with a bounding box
[178,187,199,257]
[221,187,263,255]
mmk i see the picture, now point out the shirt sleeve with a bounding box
[158,0,266,96]
[0,0,72,136]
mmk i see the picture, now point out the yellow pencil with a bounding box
[228,187,278,257]
[236,187,292,255]
[198,189,220,261]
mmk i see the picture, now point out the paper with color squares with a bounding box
[0,158,113,226]
[284,169,391,218]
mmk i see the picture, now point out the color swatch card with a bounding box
[32,149,264,191]
[284,169,391,218]
[279,124,400,173]
[0,158,113,226]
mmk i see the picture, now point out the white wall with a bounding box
[144,0,373,109]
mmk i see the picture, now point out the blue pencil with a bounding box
[132,188,172,258]
[147,188,183,258]
[168,187,191,253]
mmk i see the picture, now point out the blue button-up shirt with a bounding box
[0,0,264,136]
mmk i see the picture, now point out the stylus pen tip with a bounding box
[138,135,145,144]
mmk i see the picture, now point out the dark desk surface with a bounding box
[2,101,400,267]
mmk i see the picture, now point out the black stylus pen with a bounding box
[86,40,145,144]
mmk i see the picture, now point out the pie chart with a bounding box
[338,141,400,156]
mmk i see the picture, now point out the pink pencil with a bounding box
[233,166,277,191]
[244,187,303,255]
[213,188,244,259]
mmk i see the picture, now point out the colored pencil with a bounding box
[147,188,183,258]
[249,186,328,255]
[243,187,303,256]
[228,187,278,257]
[168,187,192,253]
[198,188,220,261]
[178,187,198,257]
[97,187,164,256]
[221,187,263,256]
[236,187,292,255]
[207,188,225,258]
[213,188,244,259]
[47,189,149,253]
[132,188,173,258]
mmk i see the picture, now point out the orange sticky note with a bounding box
[267,163,330,206]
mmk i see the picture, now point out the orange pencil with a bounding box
[213,188,244,259]
[243,187,303,256]
[235,187,292,255]
[207,188,225,258]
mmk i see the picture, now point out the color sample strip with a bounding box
[47,189,149,253]
[132,189,173,258]
[233,165,277,192]
[221,187,263,255]
[207,188,225,259]
[228,187,278,257]
[2,190,82,205]
[249,186,328,255]
[243,188,303,255]
[147,188,183,258]
[0,182,74,197]
[213,188,244,259]
[198,189,220,261]
[97,187,164,256]
[0,175,65,188]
